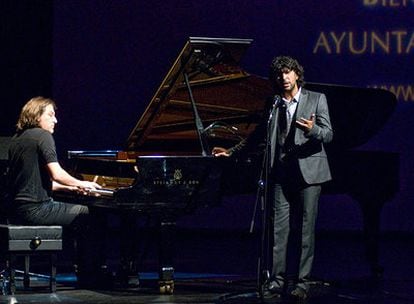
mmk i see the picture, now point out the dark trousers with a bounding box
[12,199,89,225]
[269,182,321,291]
[11,199,107,275]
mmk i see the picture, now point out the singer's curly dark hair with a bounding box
[269,56,305,93]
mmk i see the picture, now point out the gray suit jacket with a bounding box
[232,88,333,185]
[270,88,333,184]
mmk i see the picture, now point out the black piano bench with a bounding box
[0,224,62,294]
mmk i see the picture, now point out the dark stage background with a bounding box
[1,1,413,232]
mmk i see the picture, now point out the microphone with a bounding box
[273,95,282,107]
[268,95,281,122]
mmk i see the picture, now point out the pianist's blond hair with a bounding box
[16,97,56,131]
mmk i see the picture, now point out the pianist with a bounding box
[7,96,108,288]
[213,56,333,300]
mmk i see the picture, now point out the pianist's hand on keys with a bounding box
[76,180,102,196]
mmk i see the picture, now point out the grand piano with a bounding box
[63,37,398,291]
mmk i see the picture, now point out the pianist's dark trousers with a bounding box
[10,199,108,286]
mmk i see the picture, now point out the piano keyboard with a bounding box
[88,188,114,197]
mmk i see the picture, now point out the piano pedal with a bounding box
[159,266,174,294]
[159,280,174,295]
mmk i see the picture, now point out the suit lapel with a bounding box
[296,88,308,120]
[294,89,309,142]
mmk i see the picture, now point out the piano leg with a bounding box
[158,219,176,294]
[354,194,386,278]
[118,213,140,287]
[117,213,176,293]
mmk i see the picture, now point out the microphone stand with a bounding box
[219,97,279,303]
[254,98,278,298]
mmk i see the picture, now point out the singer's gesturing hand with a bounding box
[296,113,315,132]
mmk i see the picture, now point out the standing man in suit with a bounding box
[213,56,333,299]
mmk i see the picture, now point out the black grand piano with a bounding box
[63,37,398,291]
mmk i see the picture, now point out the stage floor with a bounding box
[1,229,413,304]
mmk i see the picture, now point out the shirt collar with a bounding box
[282,87,301,104]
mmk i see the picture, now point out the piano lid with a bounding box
[126,36,397,154]
[126,37,272,154]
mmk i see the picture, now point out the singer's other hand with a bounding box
[212,147,231,157]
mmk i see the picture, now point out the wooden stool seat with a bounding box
[0,224,62,294]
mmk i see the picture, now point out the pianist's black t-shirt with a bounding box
[8,127,58,203]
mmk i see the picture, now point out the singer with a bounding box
[212,56,333,300]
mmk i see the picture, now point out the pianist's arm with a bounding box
[47,161,101,193]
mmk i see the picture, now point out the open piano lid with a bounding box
[126,36,398,154]
[126,37,272,154]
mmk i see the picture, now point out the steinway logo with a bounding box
[174,169,183,180]
[153,169,200,185]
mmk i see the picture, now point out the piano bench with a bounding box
[0,224,63,295]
